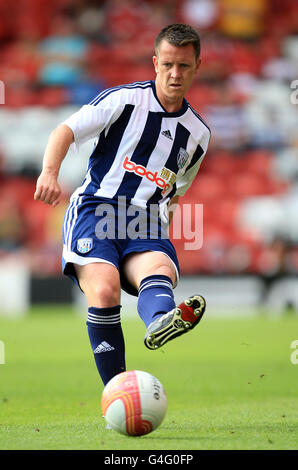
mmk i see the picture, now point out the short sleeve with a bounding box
[62,96,125,153]
[175,129,210,197]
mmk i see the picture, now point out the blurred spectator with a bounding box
[204,83,249,151]
[257,237,291,276]
[178,0,219,31]
[282,184,298,244]
[0,23,42,107]
[0,192,25,252]
[131,2,176,62]
[195,31,236,82]
[226,72,259,102]
[38,14,89,86]
[283,35,298,62]
[104,0,150,45]
[1,30,41,86]
[261,55,298,82]
[272,138,298,183]
[218,0,269,41]
[261,34,298,82]
[76,0,108,43]
[237,177,298,249]
[244,80,298,149]
[0,155,27,253]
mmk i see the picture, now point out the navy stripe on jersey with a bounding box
[89,81,152,107]
[131,112,163,166]
[165,122,191,173]
[162,144,205,202]
[147,122,190,204]
[84,104,135,194]
[114,111,163,199]
[165,183,177,202]
[184,143,204,173]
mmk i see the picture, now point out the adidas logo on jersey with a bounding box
[161,129,173,140]
[94,341,115,354]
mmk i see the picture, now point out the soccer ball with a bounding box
[101,370,168,436]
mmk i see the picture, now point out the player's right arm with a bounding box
[34,124,74,207]
[34,89,125,206]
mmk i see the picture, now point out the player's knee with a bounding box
[84,282,120,307]
[141,263,176,285]
[96,283,119,307]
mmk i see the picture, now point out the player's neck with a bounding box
[158,95,184,113]
[154,83,184,113]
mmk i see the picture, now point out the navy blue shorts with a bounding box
[62,195,180,296]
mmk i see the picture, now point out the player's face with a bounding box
[153,40,201,113]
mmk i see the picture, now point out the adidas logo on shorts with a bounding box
[93,341,115,354]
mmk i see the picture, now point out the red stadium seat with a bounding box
[241,149,273,176]
[187,84,218,107]
[230,173,273,198]
[202,151,240,176]
[213,198,241,228]
[4,87,37,108]
[37,87,69,107]
[192,173,227,201]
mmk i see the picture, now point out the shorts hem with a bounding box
[62,246,118,269]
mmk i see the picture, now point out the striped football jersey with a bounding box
[63,80,210,211]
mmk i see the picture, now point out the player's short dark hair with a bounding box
[155,24,201,60]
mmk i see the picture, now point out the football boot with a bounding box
[144,294,206,350]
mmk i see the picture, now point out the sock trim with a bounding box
[139,275,173,296]
[87,313,120,325]
[87,305,121,327]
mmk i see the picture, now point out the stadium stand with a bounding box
[0,0,297,281]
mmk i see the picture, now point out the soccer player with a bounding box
[34,24,211,386]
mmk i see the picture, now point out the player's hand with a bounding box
[34,169,61,207]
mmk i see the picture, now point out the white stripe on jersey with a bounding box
[67,195,83,251]
[93,101,151,200]
[64,198,76,249]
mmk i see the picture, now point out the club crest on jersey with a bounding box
[77,238,93,254]
[177,148,189,169]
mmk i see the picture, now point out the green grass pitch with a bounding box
[0,305,297,450]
